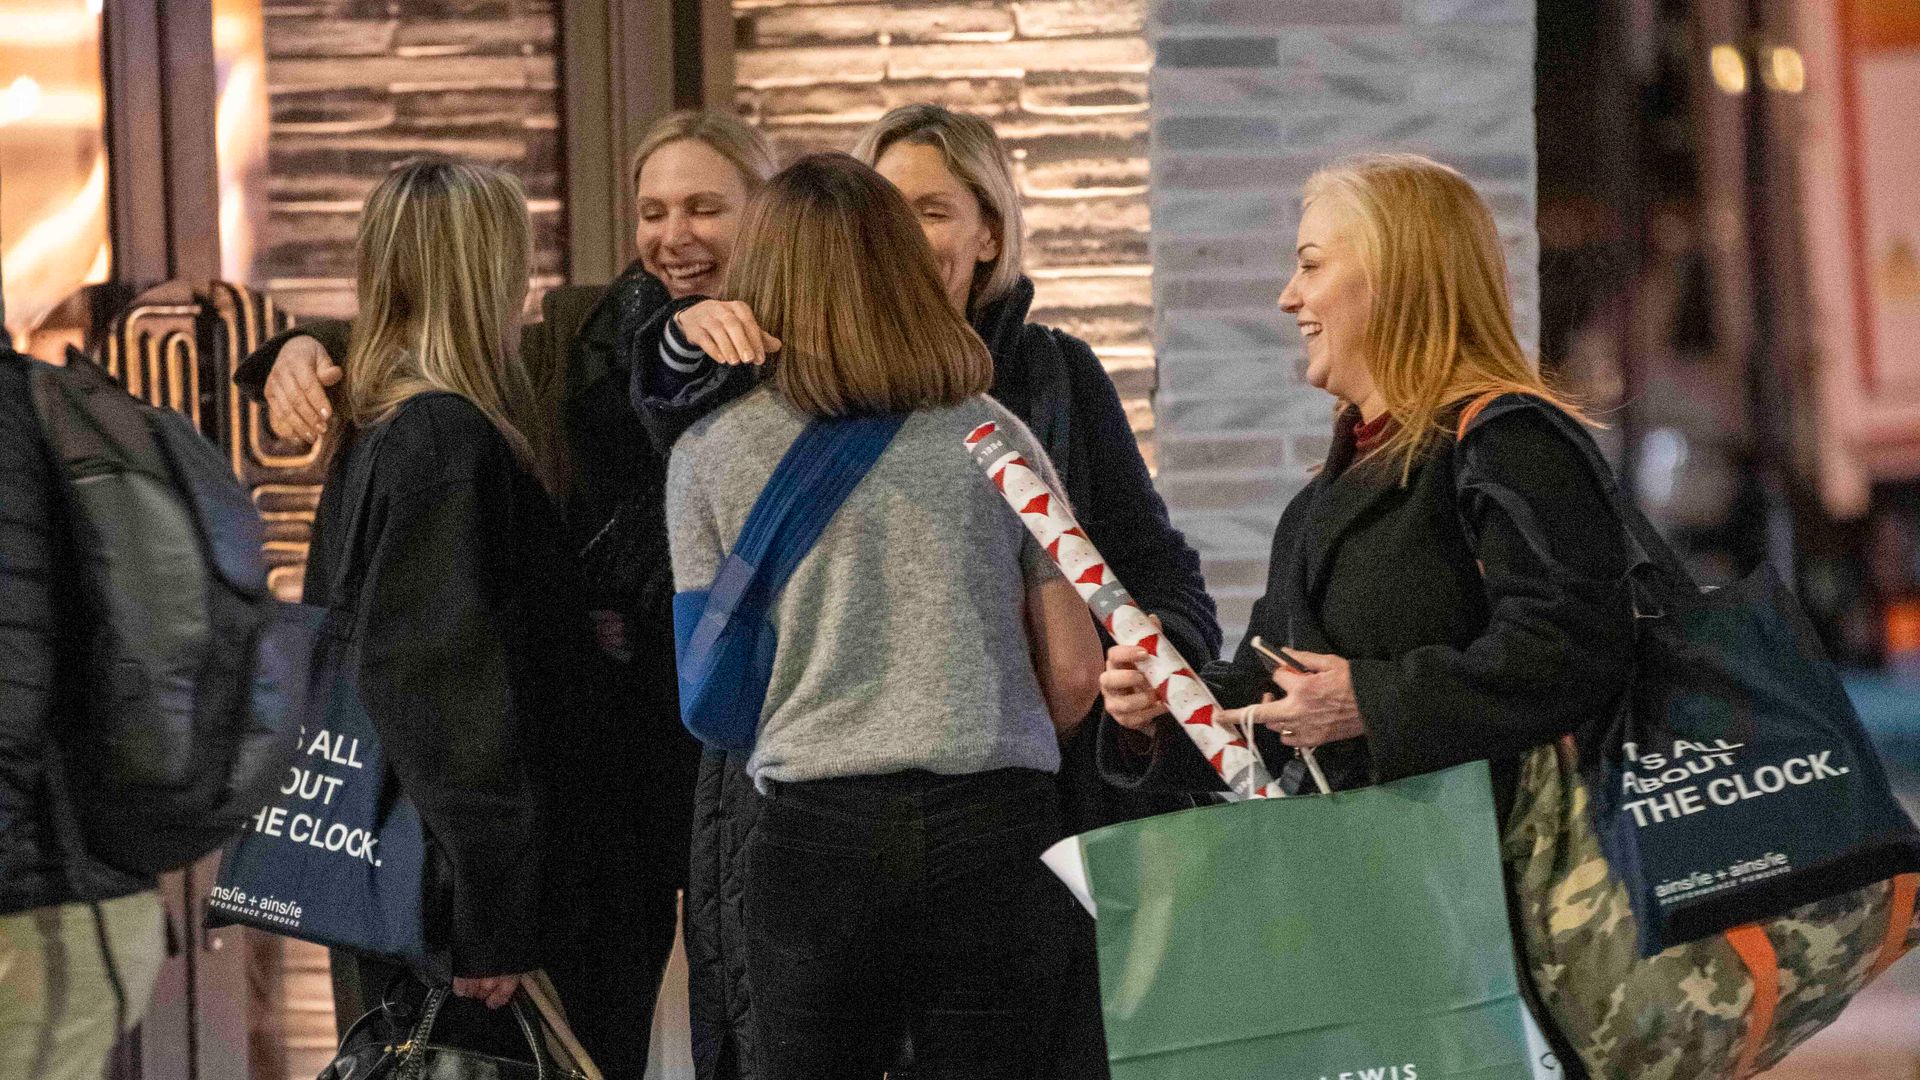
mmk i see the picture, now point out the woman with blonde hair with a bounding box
[237,112,776,1069]
[301,156,604,1056]
[666,152,1101,1078]
[1100,152,1629,1075]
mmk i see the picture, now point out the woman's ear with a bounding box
[979,224,1001,266]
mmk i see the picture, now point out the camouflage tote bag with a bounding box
[1504,737,1919,1080]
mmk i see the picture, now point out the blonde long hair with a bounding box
[343,157,560,492]
[726,153,992,416]
[1304,153,1589,478]
[851,104,1024,314]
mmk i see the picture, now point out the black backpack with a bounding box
[30,356,322,876]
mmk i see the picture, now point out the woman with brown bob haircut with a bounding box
[635,108,1213,1079]
[665,153,1102,1078]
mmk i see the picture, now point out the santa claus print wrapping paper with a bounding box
[964,420,1285,800]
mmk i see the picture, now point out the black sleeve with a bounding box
[0,359,60,870]
[1057,333,1220,663]
[1050,333,1227,793]
[626,295,760,454]
[355,471,542,977]
[1095,714,1232,793]
[1351,409,1636,782]
[233,318,353,403]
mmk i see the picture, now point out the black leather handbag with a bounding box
[317,983,587,1080]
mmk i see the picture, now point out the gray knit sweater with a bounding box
[665,386,1066,787]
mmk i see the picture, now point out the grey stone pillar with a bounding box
[1149,0,1539,647]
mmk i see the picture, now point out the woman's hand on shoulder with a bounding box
[673,300,781,367]
[1244,650,1366,748]
[263,334,342,445]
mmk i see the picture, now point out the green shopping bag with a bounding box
[1073,761,1550,1080]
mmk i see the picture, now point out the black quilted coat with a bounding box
[627,278,1221,1079]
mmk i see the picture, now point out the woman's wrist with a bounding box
[1115,716,1162,758]
[661,310,709,372]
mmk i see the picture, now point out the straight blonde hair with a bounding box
[851,104,1024,314]
[629,109,778,193]
[343,157,560,492]
[725,153,992,417]
[1303,153,1590,479]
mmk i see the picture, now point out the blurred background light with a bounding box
[1764,45,1807,94]
[0,76,43,127]
[1711,43,1750,95]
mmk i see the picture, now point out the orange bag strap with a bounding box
[1726,874,1919,1077]
[1454,392,1506,440]
[1867,872,1919,983]
[1724,924,1779,1080]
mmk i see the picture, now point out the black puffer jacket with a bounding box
[626,279,1220,1079]
[0,347,154,915]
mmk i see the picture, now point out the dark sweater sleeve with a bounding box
[356,459,541,977]
[233,319,353,403]
[1350,409,1636,782]
[1057,333,1220,663]
[0,359,59,874]
[626,296,760,454]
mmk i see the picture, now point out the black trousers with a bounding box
[545,887,682,1076]
[328,878,681,1076]
[742,768,1071,1080]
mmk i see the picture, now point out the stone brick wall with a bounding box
[256,0,565,319]
[732,0,1159,447]
[248,0,1540,654]
[1149,0,1539,644]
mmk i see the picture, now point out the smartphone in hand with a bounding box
[1249,636,1312,675]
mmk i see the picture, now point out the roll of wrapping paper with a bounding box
[965,421,1285,800]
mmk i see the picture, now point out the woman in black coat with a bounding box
[1098,153,1633,1077]
[237,114,777,1071]
[627,104,1218,1080]
[297,157,590,1047]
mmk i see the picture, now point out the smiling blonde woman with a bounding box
[1100,154,1630,1079]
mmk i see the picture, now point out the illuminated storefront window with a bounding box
[215,0,269,285]
[0,0,109,350]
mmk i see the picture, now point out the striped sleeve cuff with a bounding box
[661,316,708,373]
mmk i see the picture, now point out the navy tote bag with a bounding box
[208,425,430,961]
[1459,395,1920,955]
